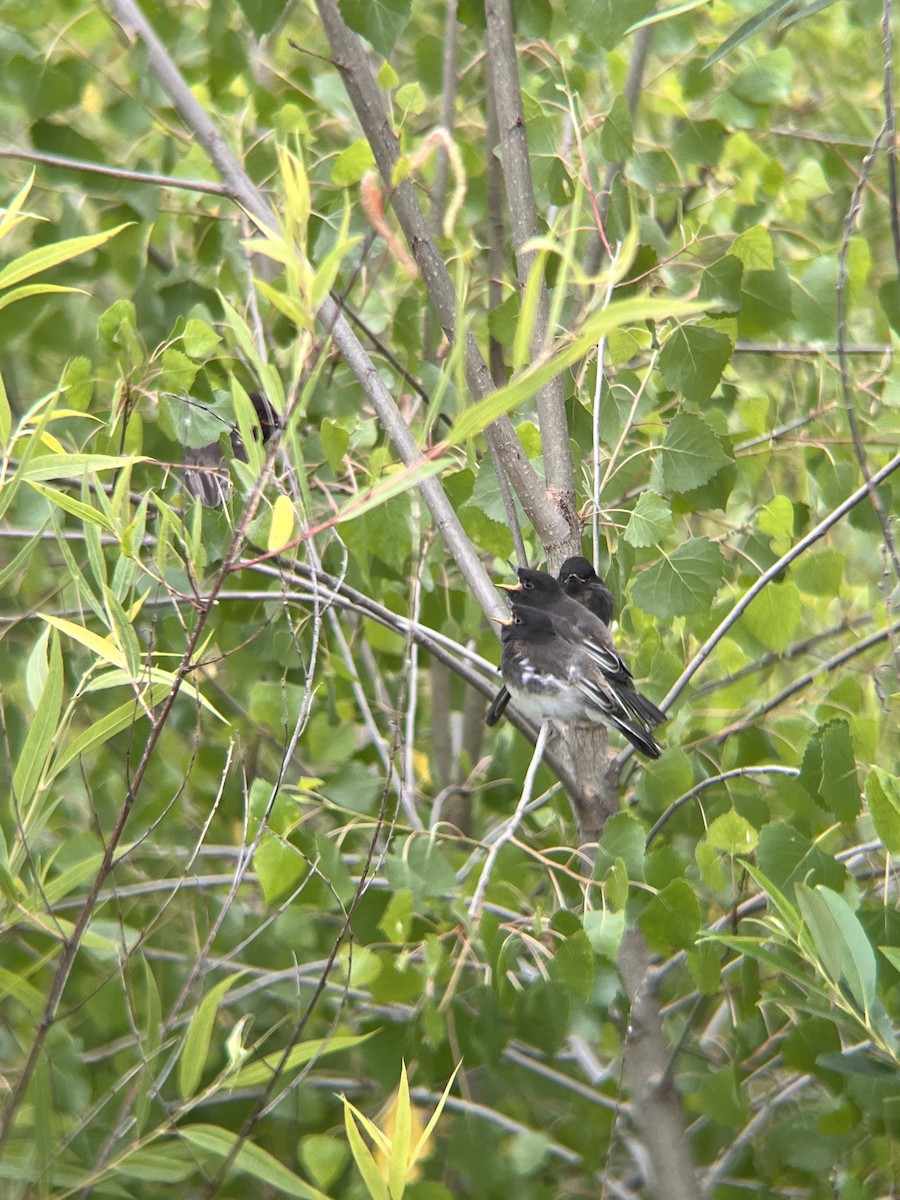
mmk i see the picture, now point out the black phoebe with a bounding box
[486,558,615,727]
[486,566,666,735]
[184,391,279,505]
[498,605,661,758]
[558,556,614,625]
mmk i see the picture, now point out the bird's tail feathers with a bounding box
[485,685,511,727]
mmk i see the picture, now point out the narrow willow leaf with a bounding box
[0,170,35,241]
[447,296,705,443]
[178,973,245,1099]
[228,1032,373,1089]
[797,885,877,1017]
[12,630,63,809]
[343,1099,391,1200]
[704,0,796,68]
[268,494,296,552]
[0,367,10,444]
[512,248,549,371]
[411,1062,462,1169]
[41,616,226,722]
[0,522,49,590]
[0,223,133,290]
[103,586,143,680]
[0,283,84,312]
[389,1062,412,1200]
[177,1125,332,1200]
[27,481,115,532]
[627,0,713,33]
[336,457,453,525]
[22,453,148,482]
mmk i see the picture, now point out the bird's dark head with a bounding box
[558,556,596,585]
[502,603,557,643]
[497,566,562,600]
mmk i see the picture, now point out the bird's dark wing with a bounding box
[573,677,661,759]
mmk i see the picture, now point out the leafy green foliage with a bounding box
[0,2,897,1198]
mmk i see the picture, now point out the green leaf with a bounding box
[756,821,847,895]
[877,277,900,335]
[379,888,413,943]
[338,0,412,59]
[594,811,646,880]
[623,491,673,548]
[50,685,169,778]
[321,418,350,472]
[660,413,732,492]
[549,929,595,1002]
[161,347,199,393]
[742,580,801,653]
[331,139,377,186]
[22,453,148,482]
[793,256,839,339]
[183,318,222,358]
[576,0,655,49]
[796,885,877,1016]
[0,223,132,290]
[178,973,245,1099]
[640,878,702,952]
[728,225,775,270]
[447,295,705,443]
[631,537,725,617]
[600,94,633,161]
[300,1135,350,1191]
[12,630,62,809]
[699,255,744,313]
[705,0,797,68]
[177,1125,332,1200]
[706,809,759,857]
[658,325,733,403]
[228,1033,374,1090]
[800,720,861,822]
[866,768,900,853]
[235,0,288,37]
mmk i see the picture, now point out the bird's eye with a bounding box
[513,613,524,624]
[523,579,533,589]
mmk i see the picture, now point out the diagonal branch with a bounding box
[484,0,579,554]
[313,0,574,554]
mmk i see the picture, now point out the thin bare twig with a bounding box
[835,121,900,582]
[468,721,552,920]
[484,0,579,555]
[654,450,900,718]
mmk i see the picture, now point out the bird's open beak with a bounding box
[496,581,522,593]
[493,614,513,625]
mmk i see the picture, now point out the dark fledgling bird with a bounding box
[498,605,662,759]
[557,556,615,626]
[486,557,617,727]
[184,391,279,506]
[486,564,666,742]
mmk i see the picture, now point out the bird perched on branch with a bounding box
[498,604,662,759]
[486,564,666,754]
[183,391,279,506]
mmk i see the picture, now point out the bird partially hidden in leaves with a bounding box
[497,603,663,759]
[487,564,666,757]
[183,391,279,506]
[558,555,614,625]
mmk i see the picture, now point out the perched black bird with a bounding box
[183,391,279,505]
[486,565,666,740]
[499,605,662,759]
[558,556,614,626]
[486,558,616,727]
